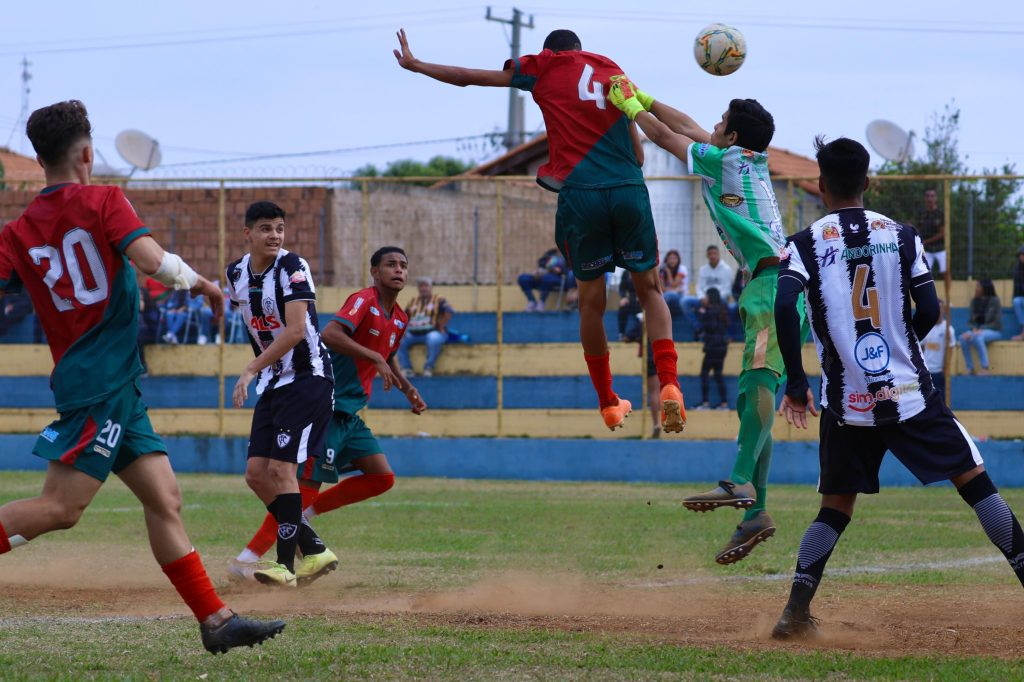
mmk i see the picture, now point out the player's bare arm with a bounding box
[393,28,513,87]
[388,355,427,414]
[321,320,400,391]
[125,235,224,323]
[649,101,712,144]
[232,299,310,407]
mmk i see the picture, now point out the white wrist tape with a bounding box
[153,252,200,290]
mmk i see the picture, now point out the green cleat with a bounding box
[253,562,297,588]
[295,548,339,587]
[683,480,757,512]
[715,511,776,565]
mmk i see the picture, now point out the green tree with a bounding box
[866,103,1023,280]
[350,156,472,189]
[0,157,5,190]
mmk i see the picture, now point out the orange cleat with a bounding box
[600,398,633,431]
[660,384,686,433]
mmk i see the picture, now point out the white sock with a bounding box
[303,506,317,520]
[236,548,260,563]
[9,534,27,549]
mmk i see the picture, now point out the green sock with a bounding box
[744,437,773,521]
[730,368,778,487]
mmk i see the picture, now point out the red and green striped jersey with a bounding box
[330,286,408,415]
[0,183,149,412]
[506,49,643,191]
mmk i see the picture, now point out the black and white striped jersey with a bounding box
[225,249,332,394]
[779,208,934,426]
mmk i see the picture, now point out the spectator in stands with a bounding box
[0,291,32,338]
[659,249,687,315]
[136,271,159,375]
[617,270,642,342]
[1012,245,1024,341]
[729,267,746,340]
[398,277,453,377]
[161,290,213,345]
[681,245,734,340]
[922,299,955,403]
[960,278,1002,375]
[696,287,729,410]
[916,188,947,276]
[518,247,576,311]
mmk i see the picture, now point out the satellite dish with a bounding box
[115,129,162,173]
[866,120,915,163]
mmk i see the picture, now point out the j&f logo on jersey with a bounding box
[854,332,890,375]
[720,193,744,208]
[842,242,899,261]
[40,426,59,443]
[822,224,840,240]
[251,315,282,331]
[276,432,291,448]
[262,297,275,314]
[847,381,920,412]
[818,246,839,268]
[581,255,612,271]
[350,297,365,315]
[278,523,298,540]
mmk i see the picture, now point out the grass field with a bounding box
[2,471,1024,680]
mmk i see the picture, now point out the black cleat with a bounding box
[201,613,286,654]
[770,607,819,640]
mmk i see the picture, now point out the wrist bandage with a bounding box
[153,252,200,290]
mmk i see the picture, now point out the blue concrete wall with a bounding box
[1,435,1022,487]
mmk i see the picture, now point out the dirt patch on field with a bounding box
[3,560,1023,659]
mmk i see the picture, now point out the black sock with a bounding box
[958,471,1024,587]
[267,493,302,573]
[786,506,851,613]
[297,517,325,557]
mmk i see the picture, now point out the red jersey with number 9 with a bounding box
[505,49,644,191]
[0,183,150,411]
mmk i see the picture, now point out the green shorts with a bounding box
[298,412,382,485]
[33,381,166,482]
[737,266,809,393]
[555,184,658,281]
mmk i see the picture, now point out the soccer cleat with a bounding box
[227,558,278,583]
[201,613,286,654]
[660,384,686,433]
[683,480,757,512]
[253,562,297,588]
[715,511,776,565]
[295,548,339,587]
[770,607,820,640]
[600,398,633,431]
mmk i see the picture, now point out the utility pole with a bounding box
[6,56,32,151]
[486,7,534,151]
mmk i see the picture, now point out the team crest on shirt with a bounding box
[720,194,743,208]
[263,297,275,314]
[277,432,291,448]
[822,224,840,240]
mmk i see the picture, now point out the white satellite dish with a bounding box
[115,129,162,173]
[866,119,915,163]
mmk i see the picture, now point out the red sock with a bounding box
[651,339,680,389]
[161,550,225,622]
[312,473,395,516]
[0,520,10,554]
[246,485,320,556]
[584,352,618,408]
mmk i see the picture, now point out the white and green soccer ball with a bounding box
[694,23,746,76]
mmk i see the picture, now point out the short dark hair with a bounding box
[814,135,870,199]
[725,99,774,153]
[543,30,581,52]
[706,245,719,252]
[26,100,93,168]
[244,201,286,227]
[978,278,997,299]
[371,246,407,267]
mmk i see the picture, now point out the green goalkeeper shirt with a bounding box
[687,142,786,273]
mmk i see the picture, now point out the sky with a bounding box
[2,1,1023,178]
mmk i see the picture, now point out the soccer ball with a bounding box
[693,23,746,76]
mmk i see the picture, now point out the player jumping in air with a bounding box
[0,100,284,653]
[228,201,336,588]
[229,246,425,581]
[393,28,684,434]
[609,80,803,564]
[771,137,1024,639]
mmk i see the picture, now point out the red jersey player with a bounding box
[0,100,284,653]
[394,28,684,434]
[229,246,426,581]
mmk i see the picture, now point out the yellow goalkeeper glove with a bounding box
[609,81,644,121]
[610,74,655,112]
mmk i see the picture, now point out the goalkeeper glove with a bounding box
[609,81,644,121]
[610,75,655,112]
